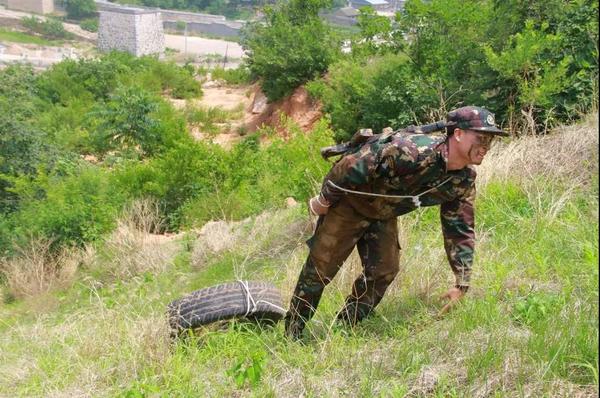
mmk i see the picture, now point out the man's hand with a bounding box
[308,195,330,216]
[437,287,466,317]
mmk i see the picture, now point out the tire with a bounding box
[167,281,287,335]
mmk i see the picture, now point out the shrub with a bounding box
[3,166,123,252]
[309,53,437,142]
[87,85,190,157]
[179,119,333,226]
[79,17,98,32]
[65,0,97,20]
[241,0,341,101]
[113,140,229,229]
[21,16,72,40]
[210,65,253,85]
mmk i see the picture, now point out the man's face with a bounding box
[456,130,495,165]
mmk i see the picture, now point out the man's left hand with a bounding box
[437,287,466,317]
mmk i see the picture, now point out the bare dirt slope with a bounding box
[177,81,323,148]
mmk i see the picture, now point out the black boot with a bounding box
[284,312,305,341]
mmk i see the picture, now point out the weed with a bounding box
[227,351,266,388]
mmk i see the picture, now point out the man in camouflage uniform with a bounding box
[285,106,508,339]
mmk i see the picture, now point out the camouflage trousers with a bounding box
[285,199,400,336]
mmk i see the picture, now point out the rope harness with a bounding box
[326,177,453,208]
[237,280,287,317]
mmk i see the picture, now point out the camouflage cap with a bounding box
[446,106,507,136]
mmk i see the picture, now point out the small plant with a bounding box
[512,291,563,326]
[210,66,253,86]
[227,352,266,388]
[21,16,72,40]
[79,17,98,33]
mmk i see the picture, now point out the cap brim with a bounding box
[469,126,509,137]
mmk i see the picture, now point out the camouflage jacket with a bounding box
[320,131,476,287]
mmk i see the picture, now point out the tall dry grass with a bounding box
[0,238,85,301]
[0,199,181,301]
[477,113,599,187]
[93,198,180,279]
[477,113,599,220]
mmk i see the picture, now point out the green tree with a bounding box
[88,86,163,156]
[241,0,341,101]
[397,0,497,109]
[352,6,394,57]
[485,21,573,133]
[65,0,97,20]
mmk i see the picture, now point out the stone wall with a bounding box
[98,8,165,57]
[6,0,54,14]
[95,0,244,37]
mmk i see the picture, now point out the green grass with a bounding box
[0,28,57,45]
[0,119,598,396]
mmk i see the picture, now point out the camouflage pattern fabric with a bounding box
[286,131,476,338]
[286,200,401,335]
[446,106,508,136]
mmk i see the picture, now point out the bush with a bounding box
[37,52,203,105]
[179,119,334,226]
[87,85,190,157]
[113,140,229,229]
[308,53,437,142]
[21,16,72,40]
[65,0,97,20]
[79,17,98,32]
[1,166,123,252]
[210,66,253,86]
[241,0,341,101]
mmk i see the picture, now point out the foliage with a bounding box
[178,119,333,225]
[309,0,598,137]
[241,0,341,101]
[21,16,72,40]
[308,54,436,141]
[36,52,202,105]
[512,291,564,326]
[351,6,395,57]
[0,166,122,252]
[79,17,99,33]
[227,352,266,388]
[210,65,253,85]
[113,0,264,20]
[0,53,201,253]
[87,86,162,157]
[65,0,97,20]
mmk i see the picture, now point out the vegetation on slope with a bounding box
[0,115,597,396]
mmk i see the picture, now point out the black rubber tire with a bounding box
[167,281,287,335]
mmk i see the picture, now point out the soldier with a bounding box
[285,106,508,340]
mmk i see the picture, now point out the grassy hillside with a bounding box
[0,114,598,397]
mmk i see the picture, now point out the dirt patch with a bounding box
[200,85,252,111]
[244,85,323,137]
[0,17,22,29]
[177,81,323,148]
